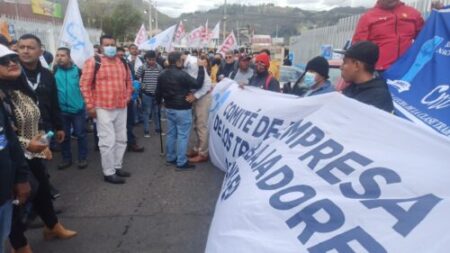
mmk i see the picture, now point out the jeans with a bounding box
[61,110,88,162]
[166,108,192,166]
[0,201,12,253]
[141,93,161,134]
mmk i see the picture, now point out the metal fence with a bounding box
[289,0,450,66]
[5,16,101,54]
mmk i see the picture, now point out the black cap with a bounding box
[306,56,329,79]
[345,41,379,66]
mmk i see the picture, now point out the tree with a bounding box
[102,1,143,42]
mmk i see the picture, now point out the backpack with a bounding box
[92,55,129,88]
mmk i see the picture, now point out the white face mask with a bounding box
[103,46,117,58]
[303,72,317,88]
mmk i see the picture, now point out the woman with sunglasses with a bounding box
[0,45,76,253]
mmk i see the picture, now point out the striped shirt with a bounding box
[80,55,132,110]
[136,64,162,95]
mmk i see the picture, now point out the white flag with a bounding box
[139,24,177,50]
[188,25,205,48]
[134,24,148,47]
[211,21,220,40]
[174,21,185,43]
[217,31,237,56]
[59,0,94,69]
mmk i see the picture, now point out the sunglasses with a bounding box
[225,56,233,59]
[0,55,20,67]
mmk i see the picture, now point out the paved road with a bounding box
[25,126,224,253]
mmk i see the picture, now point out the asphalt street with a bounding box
[24,125,224,253]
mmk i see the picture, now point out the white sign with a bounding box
[59,0,94,69]
[206,80,450,253]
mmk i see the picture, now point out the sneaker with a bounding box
[78,160,88,169]
[49,184,61,200]
[165,160,177,166]
[57,160,72,170]
[144,132,150,138]
[127,143,145,152]
[115,170,131,177]
[175,163,196,171]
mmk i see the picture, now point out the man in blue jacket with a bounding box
[54,47,88,169]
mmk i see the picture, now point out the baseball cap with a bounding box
[239,54,251,61]
[0,44,17,58]
[344,41,379,66]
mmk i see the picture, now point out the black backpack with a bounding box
[92,55,129,87]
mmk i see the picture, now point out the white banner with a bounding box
[206,80,450,253]
[133,24,148,47]
[139,24,176,51]
[59,0,94,69]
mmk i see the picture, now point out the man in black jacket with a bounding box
[0,45,30,251]
[341,41,394,113]
[156,52,205,170]
[17,34,65,143]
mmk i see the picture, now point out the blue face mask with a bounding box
[103,46,117,58]
[303,72,316,88]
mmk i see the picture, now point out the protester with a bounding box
[1,44,77,253]
[352,0,424,71]
[260,49,280,80]
[54,47,88,170]
[210,53,222,84]
[300,56,335,97]
[17,35,65,146]
[0,44,31,253]
[136,50,163,138]
[230,54,254,86]
[341,41,394,112]
[217,50,236,81]
[185,55,212,163]
[156,52,205,170]
[80,35,133,184]
[127,44,143,75]
[248,53,280,92]
[18,34,63,199]
[117,47,145,152]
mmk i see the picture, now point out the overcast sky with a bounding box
[156,0,378,18]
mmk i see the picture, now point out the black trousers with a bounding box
[9,158,58,249]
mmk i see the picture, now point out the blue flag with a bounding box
[384,10,450,138]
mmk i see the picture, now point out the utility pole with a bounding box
[155,1,158,32]
[147,0,153,36]
[223,0,227,42]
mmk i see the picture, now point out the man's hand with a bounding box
[88,108,97,118]
[27,134,48,153]
[197,58,206,67]
[14,182,31,205]
[56,130,65,143]
[186,94,197,103]
[42,147,53,160]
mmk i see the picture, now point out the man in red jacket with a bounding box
[352,0,424,71]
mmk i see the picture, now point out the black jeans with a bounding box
[9,158,58,249]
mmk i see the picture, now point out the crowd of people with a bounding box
[1,0,447,252]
